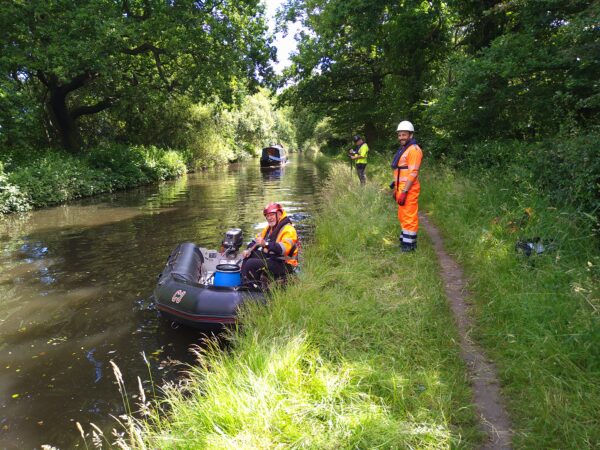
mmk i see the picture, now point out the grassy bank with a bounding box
[104,163,480,448]
[416,164,600,448]
[96,158,598,448]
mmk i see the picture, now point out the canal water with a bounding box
[0,155,323,449]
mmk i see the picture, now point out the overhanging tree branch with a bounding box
[122,43,164,55]
[122,43,174,90]
[72,98,116,119]
[62,71,96,94]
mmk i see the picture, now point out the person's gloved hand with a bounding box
[389,181,395,189]
[397,191,407,206]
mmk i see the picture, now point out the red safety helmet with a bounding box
[263,202,283,216]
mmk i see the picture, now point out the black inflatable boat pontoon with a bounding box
[154,229,264,329]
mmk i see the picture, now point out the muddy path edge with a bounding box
[420,212,513,449]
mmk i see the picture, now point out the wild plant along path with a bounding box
[420,212,513,450]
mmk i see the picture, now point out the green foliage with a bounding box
[522,136,600,214]
[421,1,600,219]
[131,146,187,181]
[430,1,600,141]
[280,0,449,145]
[182,104,236,170]
[6,145,186,209]
[9,152,113,207]
[0,0,274,152]
[0,80,48,151]
[174,91,297,170]
[235,91,277,154]
[93,89,296,169]
[86,145,151,189]
[272,106,297,151]
[429,135,600,219]
[0,161,30,213]
[445,0,510,53]
[286,105,322,150]
[302,117,346,156]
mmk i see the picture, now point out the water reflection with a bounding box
[0,154,322,449]
[260,166,286,182]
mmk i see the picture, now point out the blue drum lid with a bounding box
[216,263,240,273]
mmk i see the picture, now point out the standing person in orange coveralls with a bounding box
[389,120,423,252]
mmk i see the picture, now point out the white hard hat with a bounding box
[396,120,414,132]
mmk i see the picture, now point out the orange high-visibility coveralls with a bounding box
[393,143,423,248]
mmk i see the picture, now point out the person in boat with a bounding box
[348,134,369,185]
[240,202,299,286]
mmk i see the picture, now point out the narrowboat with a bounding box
[260,144,288,168]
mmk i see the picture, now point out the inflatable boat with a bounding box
[154,229,264,329]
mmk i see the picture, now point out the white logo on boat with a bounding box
[171,290,187,304]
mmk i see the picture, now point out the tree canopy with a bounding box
[433,0,600,142]
[0,0,275,152]
[278,0,600,149]
[279,0,449,145]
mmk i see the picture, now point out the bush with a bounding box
[8,151,112,207]
[523,135,600,214]
[85,144,152,189]
[87,144,186,184]
[4,145,188,211]
[0,161,31,213]
[429,134,600,222]
[134,146,187,181]
[184,104,236,170]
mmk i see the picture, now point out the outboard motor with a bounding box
[221,228,243,256]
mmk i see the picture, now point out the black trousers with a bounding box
[240,250,293,283]
[356,163,367,185]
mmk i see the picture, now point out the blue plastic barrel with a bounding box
[214,264,241,287]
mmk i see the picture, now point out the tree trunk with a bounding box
[47,85,82,153]
[367,69,384,145]
[364,121,377,145]
[38,71,112,154]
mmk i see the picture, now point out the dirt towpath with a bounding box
[420,213,513,450]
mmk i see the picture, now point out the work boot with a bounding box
[401,243,416,253]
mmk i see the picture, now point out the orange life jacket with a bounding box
[257,211,299,266]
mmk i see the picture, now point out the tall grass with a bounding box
[111,163,480,449]
[418,164,600,448]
